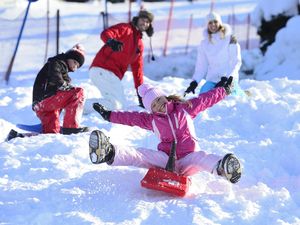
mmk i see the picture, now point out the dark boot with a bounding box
[89,130,115,165]
[5,129,25,142]
[61,127,90,135]
[216,153,242,184]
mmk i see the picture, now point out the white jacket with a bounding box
[192,24,242,83]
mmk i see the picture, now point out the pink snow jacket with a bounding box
[110,87,226,159]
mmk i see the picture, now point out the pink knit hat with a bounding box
[138,83,166,111]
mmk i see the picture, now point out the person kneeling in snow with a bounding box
[31,44,89,134]
[6,44,89,141]
[89,78,242,184]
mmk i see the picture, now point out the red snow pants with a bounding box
[34,87,85,133]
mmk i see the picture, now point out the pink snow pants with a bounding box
[34,87,85,133]
[111,146,222,176]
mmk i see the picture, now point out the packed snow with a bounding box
[0,0,299,224]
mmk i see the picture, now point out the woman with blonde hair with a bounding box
[185,12,245,96]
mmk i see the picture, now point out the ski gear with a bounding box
[216,153,242,183]
[138,10,154,23]
[90,22,144,89]
[184,80,198,96]
[192,24,241,84]
[215,76,228,88]
[109,87,226,159]
[137,90,145,108]
[64,44,85,67]
[89,130,115,165]
[88,67,126,110]
[146,24,154,37]
[91,23,144,88]
[34,87,85,133]
[6,129,25,141]
[61,127,90,135]
[138,83,166,111]
[106,39,124,52]
[93,103,111,121]
[141,168,191,197]
[215,76,234,95]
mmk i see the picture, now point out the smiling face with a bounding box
[137,17,151,32]
[66,59,80,72]
[151,96,168,113]
[208,20,221,33]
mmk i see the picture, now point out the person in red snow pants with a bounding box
[34,87,85,133]
[32,44,88,134]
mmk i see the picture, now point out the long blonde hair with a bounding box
[166,95,192,108]
[207,24,226,43]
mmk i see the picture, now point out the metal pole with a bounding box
[105,0,108,29]
[56,9,60,55]
[4,0,34,83]
[44,0,50,63]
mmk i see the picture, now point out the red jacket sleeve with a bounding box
[100,23,128,43]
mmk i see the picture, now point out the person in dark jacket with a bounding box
[86,9,154,112]
[32,44,88,134]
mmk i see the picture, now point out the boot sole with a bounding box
[221,153,242,183]
[89,130,105,164]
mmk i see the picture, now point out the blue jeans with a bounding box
[199,80,245,96]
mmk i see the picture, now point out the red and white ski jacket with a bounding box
[90,22,144,89]
[110,87,227,159]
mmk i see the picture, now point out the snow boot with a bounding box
[5,129,25,142]
[216,153,242,184]
[89,130,115,165]
[61,127,90,135]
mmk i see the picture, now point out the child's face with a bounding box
[151,96,168,113]
[67,59,80,72]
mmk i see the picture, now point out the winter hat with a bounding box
[206,12,223,25]
[138,10,154,23]
[138,83,166,111]
[65,44,85,68]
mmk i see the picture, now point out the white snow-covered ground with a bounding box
[0,0,300,224]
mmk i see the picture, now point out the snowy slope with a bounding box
[0,0,300,224]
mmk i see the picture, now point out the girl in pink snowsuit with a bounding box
[90,80,242,183]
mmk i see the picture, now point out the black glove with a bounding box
[146,24,154,37]
[215,76,228,88]
[215,76,234,95]
[93,103,111,121]
[106,39,123,52]
[184,80,198,96]
[137,90,144,108]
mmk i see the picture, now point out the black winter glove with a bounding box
[93,103,111,121]
[215,76,228,88]
[215,76,234,95]
[146,24,154,37]
[106,39,123,52]
[184,80,198,96]
[137,90,144,108]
